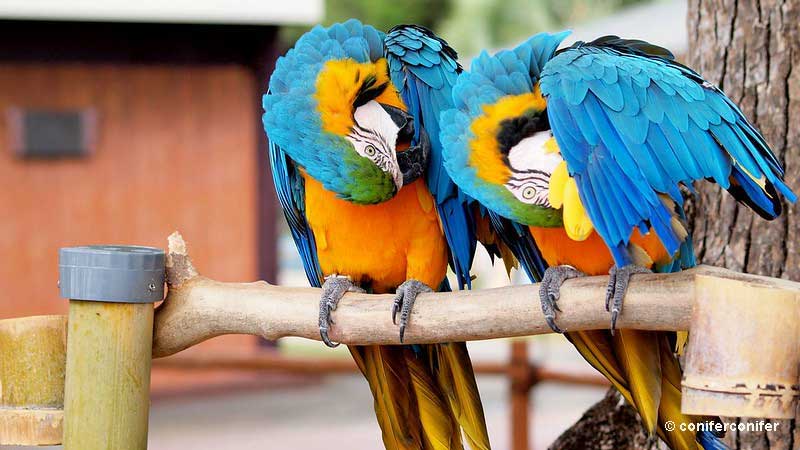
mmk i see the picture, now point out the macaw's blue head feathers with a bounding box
[384,23,461,197]
[442,31,571,227]
[385,24,462,90]
[566,34,675,60]
[263,20,429,204]
[513,30,571,81]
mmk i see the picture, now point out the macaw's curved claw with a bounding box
[538,265,584,333]
[605,264,651,334]
[391,279,433,343]
[319,275,364,348]
[319,327,339,348]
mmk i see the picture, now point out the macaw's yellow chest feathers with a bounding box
[303,174,448,294]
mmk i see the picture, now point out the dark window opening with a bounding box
[8,109,95,159]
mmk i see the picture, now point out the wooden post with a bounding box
[59,245,164,450]
[510,340,532,450]
[0,315,67,445]
[682,275,800,418]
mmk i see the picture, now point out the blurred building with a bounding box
[0,1,322,374]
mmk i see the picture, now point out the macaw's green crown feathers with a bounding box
[263,19,413,204]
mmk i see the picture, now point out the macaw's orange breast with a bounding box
[528,226,670,276]
[303,175,448,294]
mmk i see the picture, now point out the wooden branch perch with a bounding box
[152,232,800,358]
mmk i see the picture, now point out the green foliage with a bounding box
[279,0,650,61]
[280,0,452,49]
[326,0,450,31]
[439,0,651,57]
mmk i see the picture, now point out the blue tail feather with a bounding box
[697,430,730,450]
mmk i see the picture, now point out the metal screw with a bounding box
[148,283,156,292]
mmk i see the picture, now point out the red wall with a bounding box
[0,63,263,350]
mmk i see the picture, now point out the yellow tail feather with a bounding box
[656,337,698,450]
[613,330,663,433]
[432,342,491,450]
[567,330,710,449]
[406,348,462,450]
[350,345,424,450]
[350,344,486,450]
[567,331,628,393]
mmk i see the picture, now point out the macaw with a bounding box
[441,32,796,450]
[385,25,479,291]
[385,24,523,300]
[263,20,490,450]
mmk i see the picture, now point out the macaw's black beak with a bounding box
[379,103,429,187]
[398,124,429,186]
[381,103,412,129]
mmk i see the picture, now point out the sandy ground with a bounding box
[8,337,606,450]
[143,337,606,450]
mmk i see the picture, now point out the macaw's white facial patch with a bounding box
[346,100,403,190]
[504,130,563,207]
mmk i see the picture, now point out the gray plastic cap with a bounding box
[59,245,165,303]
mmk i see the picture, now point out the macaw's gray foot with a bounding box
[605,264,651,333]
[319,275,364,348]
[391,279,433,343]
[539,265,585,333]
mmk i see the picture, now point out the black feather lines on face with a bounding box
[353,73,389,109]
[351,123,390,152]
[496,108,550,166]
[350,115,394,174]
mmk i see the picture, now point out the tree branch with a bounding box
[152,232,800,358]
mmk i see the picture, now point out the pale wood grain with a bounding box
[152,232,800,358]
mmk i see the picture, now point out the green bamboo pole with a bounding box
[59,245,164,450]
[0,315,67,445]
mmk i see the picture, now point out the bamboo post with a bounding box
[682,275,800,418]
[0,315,67,445]
[59,245,164,450]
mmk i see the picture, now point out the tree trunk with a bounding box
[687,0,799,449]
[554,1,799,449]
[549,389,661,450]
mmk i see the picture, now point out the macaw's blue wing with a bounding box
[486,211,548,282]
[384,25,477,289]
[270,139,324,288]
[540,36,796,264]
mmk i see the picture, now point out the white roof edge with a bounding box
[562,0,688,55]
[0,0,324,25]
[472,0,687,66]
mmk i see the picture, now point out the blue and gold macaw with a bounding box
[263,20,490,450]
[385,24,521,288]
[385,25,479,290]
[441,32,796,449]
